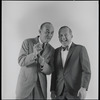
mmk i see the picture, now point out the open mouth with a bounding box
[46,38,51,40]
[62,40,68,42]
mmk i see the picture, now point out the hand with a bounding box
[77,87,86,100]
[51,91,56,99]
[33,43,43,55]
[39,56,45,66]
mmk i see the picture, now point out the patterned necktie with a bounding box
[39,43,45,71]
[40,43,45,55]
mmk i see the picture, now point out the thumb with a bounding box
[77,90,80,97]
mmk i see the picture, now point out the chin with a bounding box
[46,39,51,43]
[62,43,68,46]
[44,40,49,43]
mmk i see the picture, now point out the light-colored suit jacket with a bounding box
[51,43,91,98]
[16,36,54,99]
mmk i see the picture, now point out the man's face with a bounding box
[59,28,73,47]
[39,24,54,43]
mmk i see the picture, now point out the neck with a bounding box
[39,36,44,44]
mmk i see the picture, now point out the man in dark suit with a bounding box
[51,26,91,100]
[16,22,55,99]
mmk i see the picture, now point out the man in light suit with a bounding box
[51,26,91,100]
[16,22,55,99]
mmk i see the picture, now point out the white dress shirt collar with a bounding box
[39,36,43,44]
[38,36,47,47]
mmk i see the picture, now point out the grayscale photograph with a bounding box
[2,1,98,99]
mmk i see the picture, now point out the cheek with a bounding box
[43,35,46,38]
[68,37,71,41]
[59,38,62,42]
[60,37,63,41]
[50,35,53,38]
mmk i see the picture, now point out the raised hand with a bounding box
[39,55,45,66]
[33,43,43,55]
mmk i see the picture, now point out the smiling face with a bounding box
[39,23,54,43]
[59,26,73,47]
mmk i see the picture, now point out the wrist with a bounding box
[33,53,37,60]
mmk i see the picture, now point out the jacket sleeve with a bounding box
[18,39,37,67]
[80,46,91,90]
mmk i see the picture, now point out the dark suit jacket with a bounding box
[51,42,91,98]
[16,36,54,99]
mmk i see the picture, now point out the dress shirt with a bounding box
[61,42,72,67]
[39,37,46,49]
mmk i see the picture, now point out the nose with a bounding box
[62,35,66,40]
[47,32,53,37]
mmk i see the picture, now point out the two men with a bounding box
[16,22,55,99]
[16,23,91,100]
[51,26,91,100]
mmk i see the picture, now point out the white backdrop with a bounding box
[2,1,98,99]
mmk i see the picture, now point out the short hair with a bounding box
[58,26,72,35]
[40,22,53,30]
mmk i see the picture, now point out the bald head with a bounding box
[39,22,54,43]
[40,22,54,31]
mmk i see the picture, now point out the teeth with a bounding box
[63,41,66,42]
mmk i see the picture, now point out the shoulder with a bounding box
[23,38,36,43]
[73,43,88,54]
[22,37,38,45]
[48,44,55,51]
[55,47,61,53]
[55,47,61,51]
[73,43,86,50]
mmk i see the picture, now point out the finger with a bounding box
[34,43,36,46]
[33,45,35,49]
[80,92,84,99]
[82,93,86,99]
[77,92,82,99]
[77,91,79,97]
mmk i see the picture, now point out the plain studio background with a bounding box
[2,1,98,99]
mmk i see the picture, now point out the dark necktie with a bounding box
[39,43,45,70]
[62,46,69,51]
[40,43,45,55]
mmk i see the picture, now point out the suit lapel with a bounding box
[42,43,50,57]
[60,47,64,68]
[64,43,76,71]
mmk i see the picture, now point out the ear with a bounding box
[58,34,60,38]
[39,29,41,34]
[71,35,73,38]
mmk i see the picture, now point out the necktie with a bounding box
[62,46,69,51]
[39,43,45,70]
[40,43,45,55]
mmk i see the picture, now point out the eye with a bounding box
[65,34,67,37]
[51,31,54,35]
[60,34,63,37]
